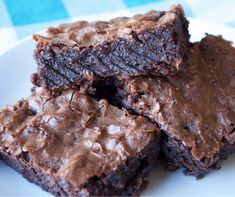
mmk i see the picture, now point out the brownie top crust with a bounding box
[32,4,189,92]
[33,5,184,48]
[0,89,158,188]
[119,35,235,160]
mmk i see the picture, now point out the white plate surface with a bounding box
[0,16,235,197]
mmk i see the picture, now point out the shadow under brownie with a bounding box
[32,5,189,92]
[112,35,235,178]
[0,89,160,196]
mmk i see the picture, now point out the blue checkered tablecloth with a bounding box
[0,0,235,53]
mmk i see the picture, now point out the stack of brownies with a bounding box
[0,5,234,196]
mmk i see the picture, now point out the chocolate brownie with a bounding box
[0,89,160,196]
[32,5,189,92]
[112,35,235,178]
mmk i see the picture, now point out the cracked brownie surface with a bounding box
[0,88,160,196]
[32,5,189,92]
[111,35,235,178]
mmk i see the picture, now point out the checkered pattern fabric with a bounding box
[0,0,235,53]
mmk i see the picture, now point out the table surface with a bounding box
[0,0,235,54]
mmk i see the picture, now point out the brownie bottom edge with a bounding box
[162,133,235,179]
[0,133,160,196]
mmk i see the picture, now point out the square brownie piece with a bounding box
[0,89,160,196]
[114,35,235,178]
[32,5,189,92]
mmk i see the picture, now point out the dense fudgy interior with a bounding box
[32,5,189,92]
[32,28,188,91]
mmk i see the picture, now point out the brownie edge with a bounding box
[0,89,161,196]
[98,35,235,178]
[162,134,235,178]
[0,136,160,196]
[32,5,189,92]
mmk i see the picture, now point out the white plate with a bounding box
[0,16,235,197]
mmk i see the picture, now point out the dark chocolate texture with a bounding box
[110,35,235,178]
[0,89,160,196]
[32,5,189,92]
